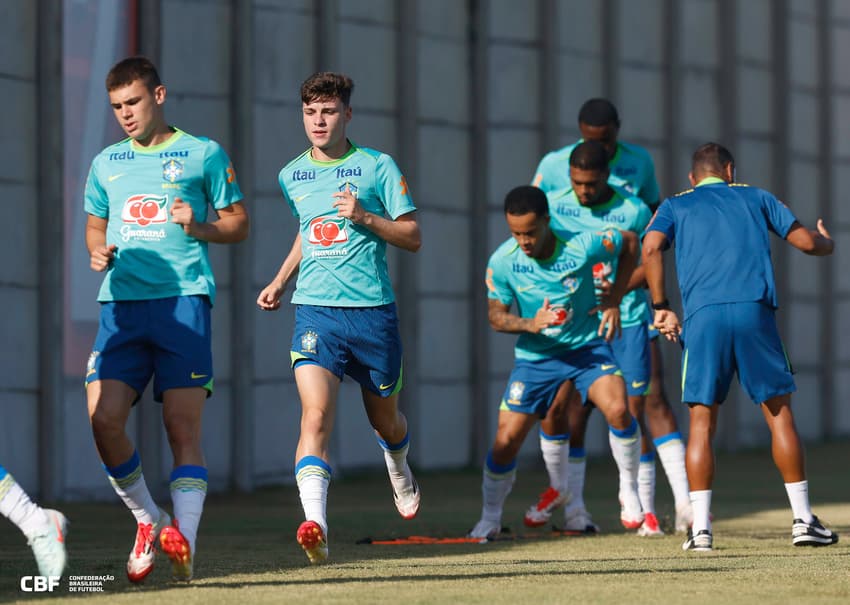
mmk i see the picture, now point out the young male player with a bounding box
[530,99,691,534]
[0,464,68,577]
[84,56,249,582]
[643,142,838,551]
[468,185,643,539]
[257,72,421,564]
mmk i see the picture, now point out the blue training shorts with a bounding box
[610,323,651,396]
[500,339,622,417]
[681,302,795,406]
[86,295,213,403]
[291,303,403,397]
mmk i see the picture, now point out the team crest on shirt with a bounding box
[507,381,525,404]
[162,159,184,183]
[86,350,99,378]
[562,276,579,294]
[338,181,359,197]
[301,330,318,354]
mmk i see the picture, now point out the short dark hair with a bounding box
[301,72,354,106]
[578,98,620,128]
[569,141,610,171]
[504,186,549,218]
[692,142,735,175]
[105,56,161,92]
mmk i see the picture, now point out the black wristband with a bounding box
[651,299,671,310]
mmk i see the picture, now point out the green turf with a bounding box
[1,441,848,604]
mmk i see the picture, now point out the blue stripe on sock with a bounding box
[0,464,6,480]
[377,432,410,452]
[568,446,586,458]
[609,417,638,439]
[640,452,656,463]
[539,429,570,441]
[485,451,517,474]
[653,431,683,447]
[169,464,208,483]
[104,450,141,479]
[295,455,332,475]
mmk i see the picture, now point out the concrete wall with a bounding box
[1,0,847,499]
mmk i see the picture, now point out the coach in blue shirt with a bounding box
[642,142,837,552]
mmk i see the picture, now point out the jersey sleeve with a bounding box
[203,141,244,210]
[762,191,798,238]
[644,200,675,247]
[278,170,298,218]
[639,154,661,207]
[83,161,109,218]
[375,154,416,219]
[634,201,653,236]
[584,228,623,264]
[531,152,559,193]
[486,253,514,305]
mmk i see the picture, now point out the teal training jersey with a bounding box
[84,128,243,305]
[486,228,623,360]
[532,140,660,207]
[280,142,416,307]
[547,186,652,327]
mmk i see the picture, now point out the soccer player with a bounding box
[84,56,249,582]
[0,464,68,577]
[468,185,643,539]
[257,72,421,564]
[530,99,691,535]
[643,142,838,551]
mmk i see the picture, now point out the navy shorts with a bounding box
[501,340,622,417]
[681,302,796,405]
[86,295,213,402]
[291,303,403,397]
[609,323,651,396]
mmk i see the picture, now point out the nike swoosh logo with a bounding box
[632,381,646,389]
[517,285,535,293]
[293,193,311,202]
[379,382,395,390]
[108,173,126,182]
[53,514,65,544]
[601,364,617,371]
[191,372,208,379]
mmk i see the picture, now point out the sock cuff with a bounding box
[377,432,410,452]
[0,473,14,501]
[568,446,586,459]
[539,429,570,443]
[485,451,517,476]
[640,452,656,463]
[170,465,208,493]
[609,417,638,439]
[295,455,332,481]
[653,431,683,448]
[784,479,808,490]
[104,450,141,480]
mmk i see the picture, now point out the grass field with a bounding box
[1,441,848,604]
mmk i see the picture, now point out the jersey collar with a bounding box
[695,176,726,187]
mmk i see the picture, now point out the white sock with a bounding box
[563,448,587,515]
[608,419,642,513]
[0,472,49,539]
[170,466,208,555]
[296,456,332,535]
[784,480,814,523]
[638,455,656,515]
[654,433,690,510]
[690,489,712,533]
[105,452,159,525]
[379,435,414,491]
[481,455,516,524]
[539,431,569,493]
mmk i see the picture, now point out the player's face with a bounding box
[506,211,551,259]
[108,79,166,144]
[578,122,619,159]
[303,97,352,158]
[570,166,609,206]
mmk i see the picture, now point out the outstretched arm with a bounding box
[488,298,559,334]
[642,230,680,341]
[785,219,834,256]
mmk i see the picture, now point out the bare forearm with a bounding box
[359,213,421,252]
[489,308,535,334]
[609,232,638,305]
[271,236,302,289]
[190,214,249,243]
[643,246,666,304]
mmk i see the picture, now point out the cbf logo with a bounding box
[122,194,168,226]
[562,276,579,294]
[301,330,318,354]
[309,217,348,247]
[86,350,99,379]
[338,181,359,197]
[162,159,184,183]
[507,381,525,404]
[20,576,60,592]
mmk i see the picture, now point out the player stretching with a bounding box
[257,72,421,564]
[530,99,690,535]
[84,56,249,581]
[0,464,68,577]
[643,142,837,551]
[468,185,643,539]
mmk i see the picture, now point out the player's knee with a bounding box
[89,407,125,439]
[492,434,523,460]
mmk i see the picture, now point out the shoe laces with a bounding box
[133,523,154,557]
